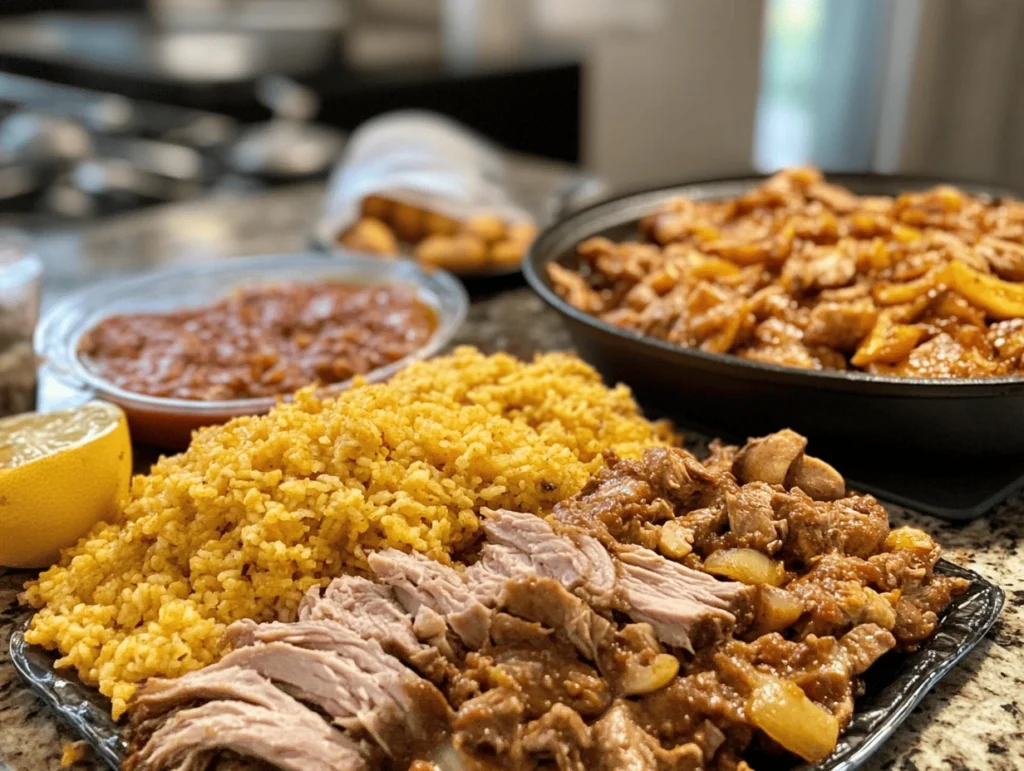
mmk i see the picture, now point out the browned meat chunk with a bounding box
[489,644,612,720]
[703,440,738,475]
[803,299,878,351]
[881,332,1002,378]
[553,448,723,547]
[892,579,969,650]
[979,235,1024,280]
[499,575,615,663]
[782,245,857,293]
[786,555,894,638]
[637,446,722,506]
[775,490,889,565]
[724,482,783,553]
[740,339,846,371]
[840,624,896,675]
[453,688,525,767]
[521,705,592,771]
[988,318,1024,367]
[554,454,674,548]
[549,262,606,313]
[369,549,492,649]
[615,547,754,652]
[591,703,704,771]
[869,539,968,647]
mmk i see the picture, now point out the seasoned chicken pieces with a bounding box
[551,167,1024,377]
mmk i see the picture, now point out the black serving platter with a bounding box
[524,174,1024,519]
[9,560,1003,771]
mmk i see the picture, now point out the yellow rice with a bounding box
[23,347,671,717]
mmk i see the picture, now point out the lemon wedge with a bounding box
[0,401,131,568]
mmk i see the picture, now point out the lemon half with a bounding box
[0,401,131,568]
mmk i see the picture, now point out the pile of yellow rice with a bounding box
[23,347,671,717]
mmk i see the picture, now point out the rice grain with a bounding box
[23,347,671,717]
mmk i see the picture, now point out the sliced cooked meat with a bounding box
[210,752,278,771]
[130,667,292,727]
[412,605,450,639]
[615,547,754,652]
[299,575,443,674]
[467,543,532,605]
[476,510,750,655]
[521,705,592,771]
[127,700,369,771]
[209,638,449,758]
[369,549,492,649]
[476,508,620,608]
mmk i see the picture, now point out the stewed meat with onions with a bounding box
[549,167,1024,377]
[124,430,968,771]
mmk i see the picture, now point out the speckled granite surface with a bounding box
[1,182,1022,771]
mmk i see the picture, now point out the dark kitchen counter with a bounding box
[0,176,1022,771]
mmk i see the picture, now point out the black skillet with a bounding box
[524,173,1024,520]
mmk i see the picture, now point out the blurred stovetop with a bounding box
[0,71,349,220]
[0,10,582,165]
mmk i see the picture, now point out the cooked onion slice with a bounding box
[747,677,840,762]
[751,586,805,635]
[884,526,937,557]
[704,548,785,586]
[620,653,680,696]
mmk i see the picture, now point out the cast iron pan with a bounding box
[524,174,1024,519]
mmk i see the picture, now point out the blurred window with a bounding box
[755,0,889,172]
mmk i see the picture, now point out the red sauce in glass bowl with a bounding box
[77,282,438,401]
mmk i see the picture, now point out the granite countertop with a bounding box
[1,182,1023,771]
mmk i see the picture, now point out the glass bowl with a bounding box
[36,253,468,447]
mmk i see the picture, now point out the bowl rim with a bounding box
[524,171,1024,398]
[36,252,469,416]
